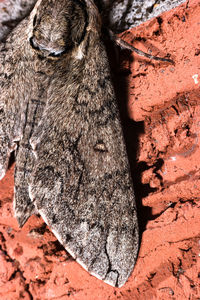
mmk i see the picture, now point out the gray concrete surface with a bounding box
[102,0,187,32]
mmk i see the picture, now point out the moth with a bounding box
[0,0,139,287]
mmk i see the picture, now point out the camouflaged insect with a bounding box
[0,0,139,287]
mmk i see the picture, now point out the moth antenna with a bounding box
[109,30,174,64]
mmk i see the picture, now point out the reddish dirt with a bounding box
[0,0,200,299]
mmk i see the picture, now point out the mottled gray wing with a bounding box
[0,17,50,226]
[29,24,139,288]
[0,34,22,180]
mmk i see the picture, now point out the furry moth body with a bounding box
[0,0,139,287]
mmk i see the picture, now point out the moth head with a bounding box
[29,0,88,58]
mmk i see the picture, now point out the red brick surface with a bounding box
[0,0,199,299]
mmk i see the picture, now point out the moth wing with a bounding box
[29,41,139,286]
[0,18,47,226]
[0,30,25,180]
[14,97,46,227]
